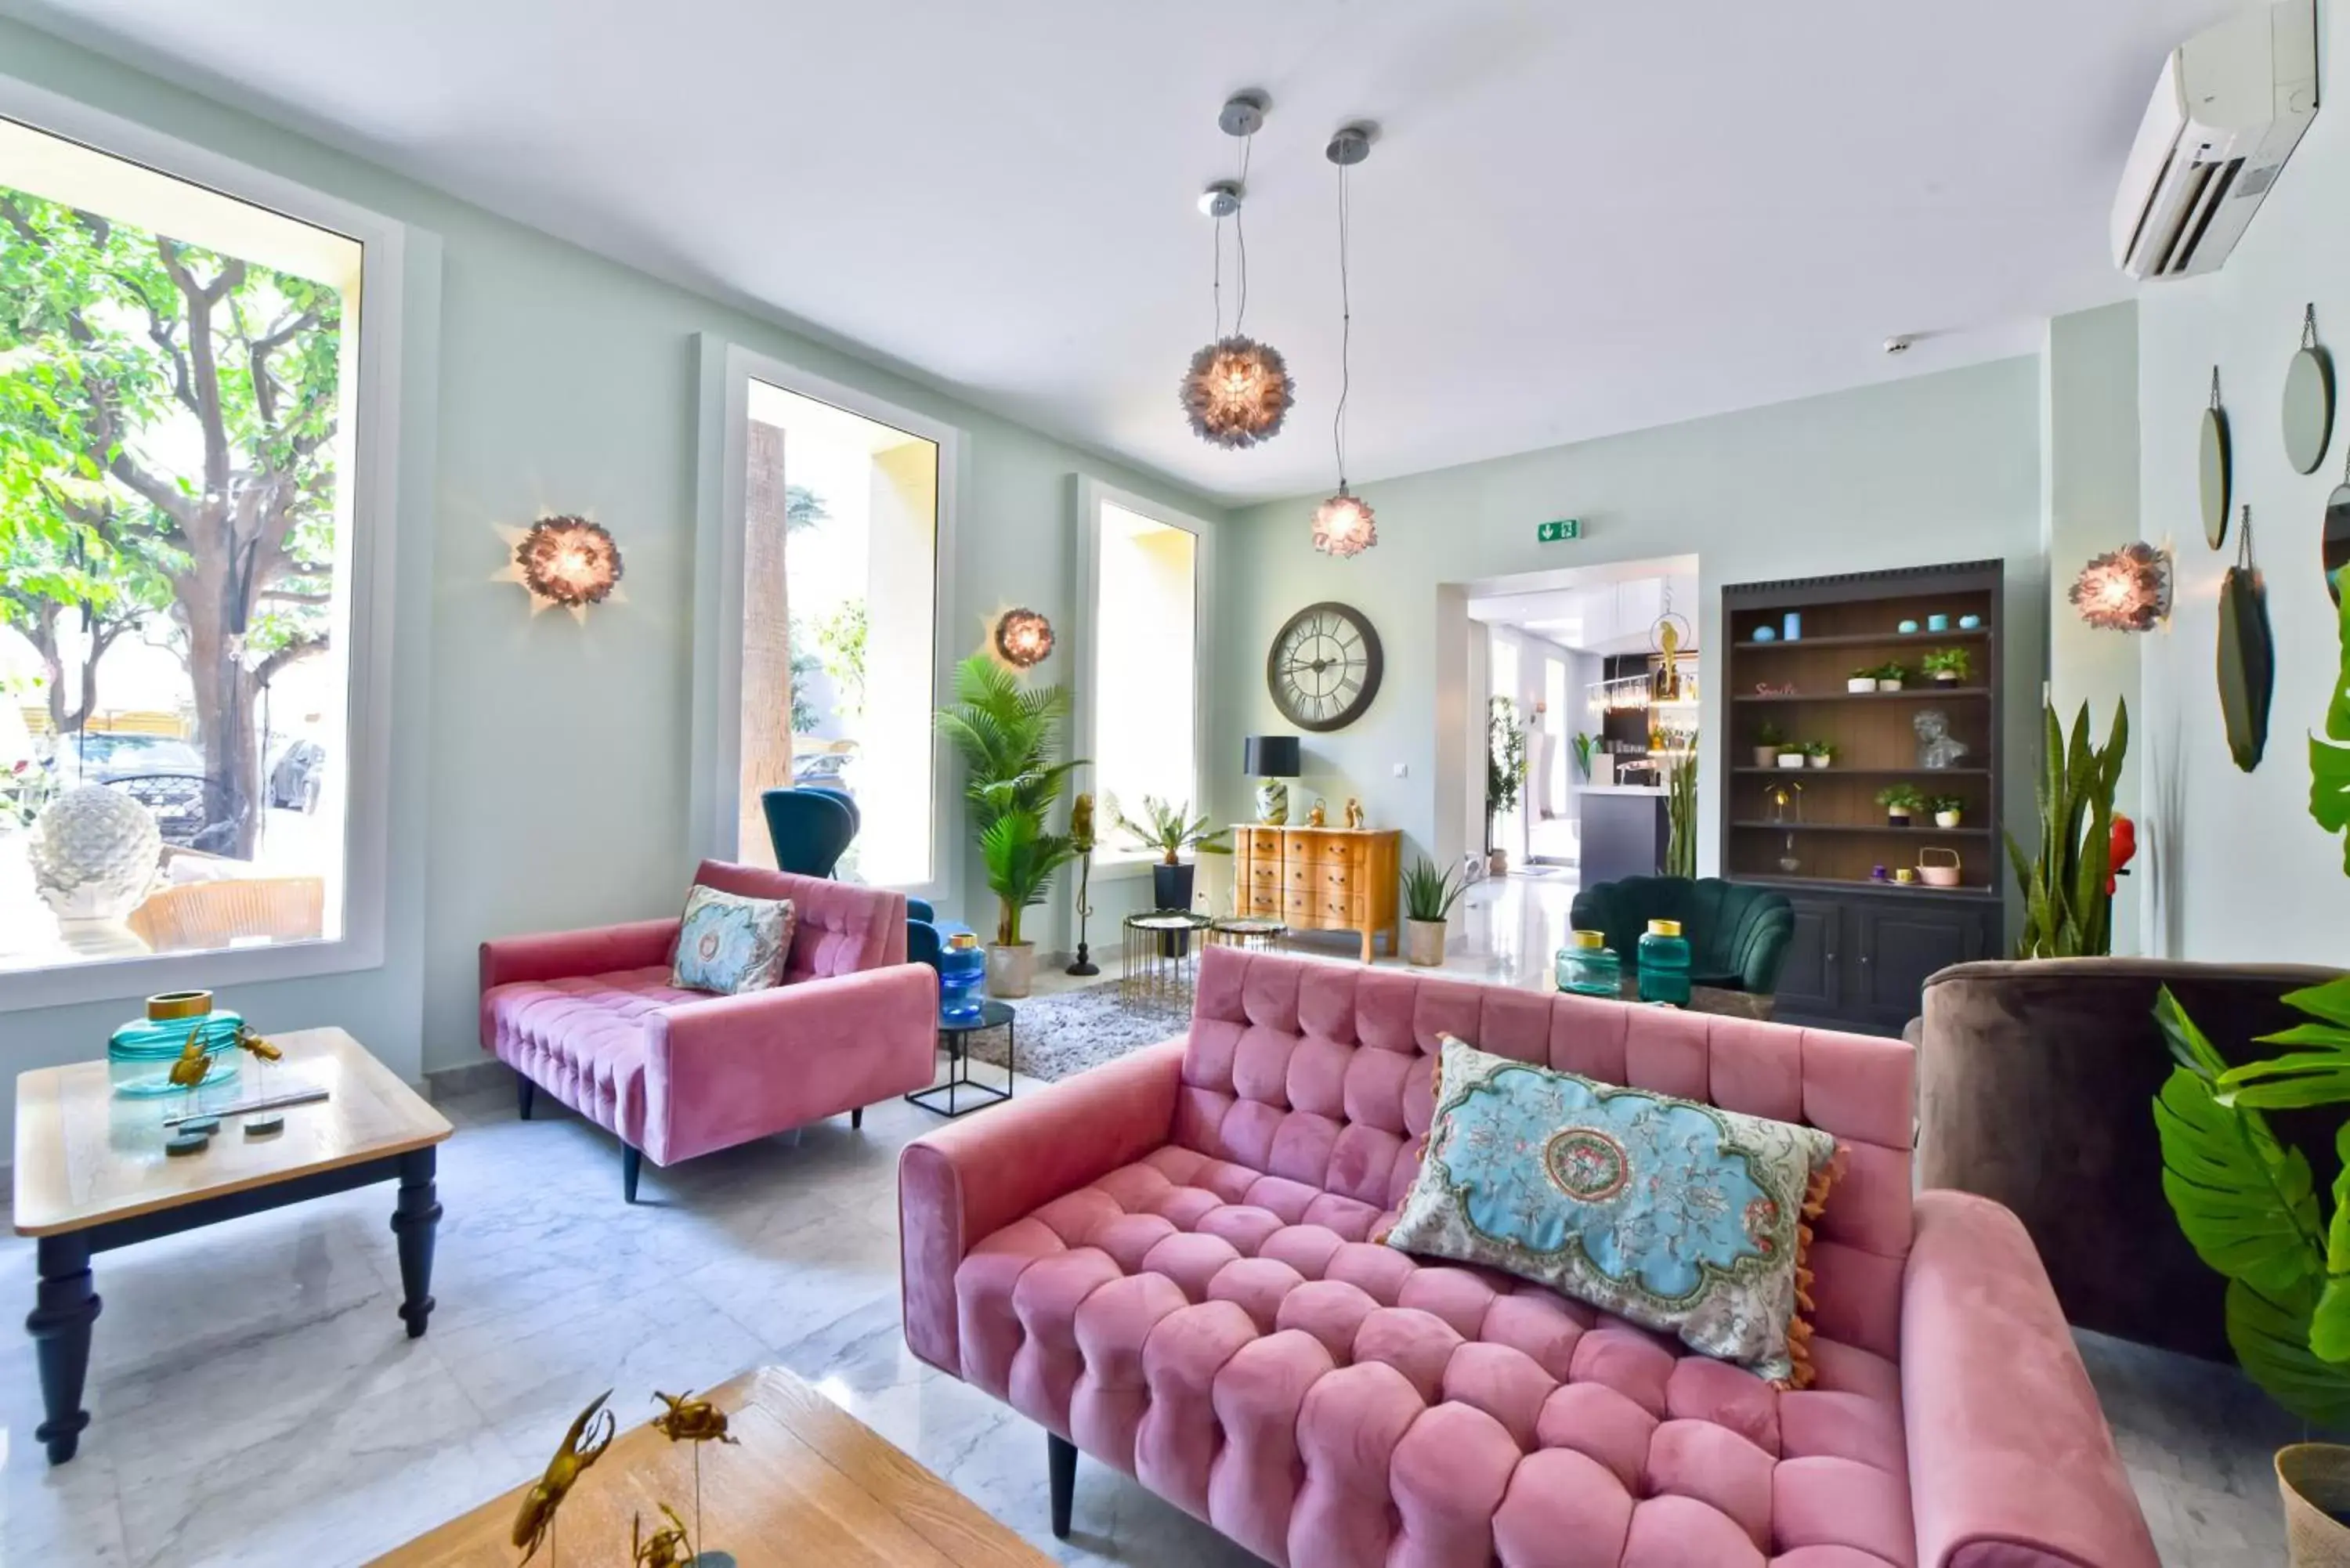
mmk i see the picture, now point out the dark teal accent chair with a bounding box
[761,787,857,879]
[1568,876,1795,995]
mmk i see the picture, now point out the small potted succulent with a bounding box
[1876,782,1925,826]
[1922,646,1971,686]
[1930,794,1965,829]
[1846,665,1879,695]
[1753,721,1788,769]
[1875,662,1911,693]
[1401,857,1467,966]
[1775,739,1807,769]
[1804,740,1837,769]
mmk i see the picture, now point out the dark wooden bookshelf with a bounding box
[1721,559,2006,1034]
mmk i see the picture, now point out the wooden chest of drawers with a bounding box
[1231,826,1401,963]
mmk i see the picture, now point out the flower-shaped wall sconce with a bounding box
[2069,541,2171,633]
[994,608,1055,668]
[497,515,625,622]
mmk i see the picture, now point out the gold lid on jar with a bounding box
[946,931,980,951]
[1645,919,1683,938]
[1570,930,1607,950]
[146,990,213,1021]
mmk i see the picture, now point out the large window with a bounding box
[699,349,949,894]
[0,99,395,994]
[1079,484,1207,868]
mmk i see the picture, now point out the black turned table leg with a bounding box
[390,1147,441,1338]
[1047,1431,1076,1539]
[27,1233,99,1465]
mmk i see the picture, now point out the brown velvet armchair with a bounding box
[1913,956,2345,1360]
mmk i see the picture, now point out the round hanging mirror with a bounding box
[2326,444,2350,607]
[2200,367,2232,550]
[2284,304,2336,475]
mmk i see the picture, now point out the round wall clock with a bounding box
[1267,601,1384,732]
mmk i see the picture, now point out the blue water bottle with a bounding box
[938,931,985,1024]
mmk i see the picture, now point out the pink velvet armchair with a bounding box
[482,859,935,1201]
[898,947,2157,1568]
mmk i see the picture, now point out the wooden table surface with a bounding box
[374,1365,1051,1567]
[13,1026,452,1238]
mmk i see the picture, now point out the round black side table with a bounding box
[907,999,1014,1118]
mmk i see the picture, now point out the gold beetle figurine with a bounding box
[512,1389,616,1563]
[166,1026,212,1092]
[233,1022,281,1064]
[651,1388,737,1446]
[631,1503,693,1568]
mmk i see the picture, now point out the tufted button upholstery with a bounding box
[938,948,1925,1568]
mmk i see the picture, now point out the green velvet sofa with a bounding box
[1567,875,1795,995]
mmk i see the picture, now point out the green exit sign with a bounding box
[1536,518,1582,544]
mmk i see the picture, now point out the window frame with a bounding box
[1071,477,1215,881]
[0,74,410,1014]
[690,338,960,906]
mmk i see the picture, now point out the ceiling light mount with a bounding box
[1198,180,1242,219]
[1218,92,1269,138]
[1326,123,1376,167]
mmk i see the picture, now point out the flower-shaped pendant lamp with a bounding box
[1179,94,1293,450]
[1312,123,1377,558]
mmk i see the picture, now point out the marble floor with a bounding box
[0,960,2312,1566]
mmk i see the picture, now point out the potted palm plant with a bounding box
[1112,795,1230,912]
[1401,857,1466,966]
[934,654,1083,997]
[1922,646,1971,686]
[1875,782,1925,826]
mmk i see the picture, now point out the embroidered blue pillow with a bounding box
[670,884,792,995]
[1384,1035,1842,1384]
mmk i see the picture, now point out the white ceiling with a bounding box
[4,0,2229,503]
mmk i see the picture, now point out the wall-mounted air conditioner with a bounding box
[2112,0,2318,281]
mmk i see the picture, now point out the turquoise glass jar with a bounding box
[109,990,243,1099]
[1636,919,1694,1006]
[1556,930,1622,997]
[938,932,986,1024]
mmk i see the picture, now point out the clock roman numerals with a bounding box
[1265,602,1386,734]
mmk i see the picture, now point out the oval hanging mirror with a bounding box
[2284,304,2336,475]
[2200,367,2232,549]
[2218,504,2274,773]
[2326,442,2350,606]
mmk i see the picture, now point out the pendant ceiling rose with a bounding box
[1179,91,1293,450]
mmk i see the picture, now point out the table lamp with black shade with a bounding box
[1245,735,1301,826]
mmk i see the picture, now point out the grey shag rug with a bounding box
[964,983,1189,1082]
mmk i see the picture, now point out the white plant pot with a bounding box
[1405,919,1448,967]
[1775,753,1806,770]
[1847,677,1877,693]
[1935,811,1962,829]
[1877,678,1904,692]
[1808,754,1831,768]
[985,941,1036,998]
[1752,746,1780,768]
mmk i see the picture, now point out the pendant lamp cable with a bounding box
[1332,155,1353,490]
[1211,129,1255,341]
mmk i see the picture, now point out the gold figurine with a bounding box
[1344,797,1365,830]
[652,1389,737,1446]
[166,1025,212,1092]
[1307,797,1328,828]
[631,1504,693,1568]
[233,1023,282,1064]
[512,1389,616,1565]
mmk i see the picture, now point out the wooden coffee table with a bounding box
[13,1025,452,1463]
[374,1364,1050,1566]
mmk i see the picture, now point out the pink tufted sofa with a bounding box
[482,859,935,1201]
[899,947,2157,1568]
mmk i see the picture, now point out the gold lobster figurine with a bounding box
[512,1389,616,1564]
[631,1503,692,1568]
[650,1389,737,1447]
[233,1022,282,1064]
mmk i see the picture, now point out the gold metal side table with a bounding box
[1122,911,1213,1010]
[1208,916,1287,953]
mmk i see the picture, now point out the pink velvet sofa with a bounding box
[482,859,935,1201]
[899,947,2157,1568]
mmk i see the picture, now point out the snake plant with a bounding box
[1664,752,1698,880]
[2153,591,2350,1422]
[2004,697,2128,958]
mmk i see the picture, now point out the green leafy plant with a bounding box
[1402,857,1469,923]
[1571,732,1594,779]
[1756,721,1789,748]
[1110,796,1231,865]
[934,653,1083,945]
[1486,697,1528,847]
[1875,782,1925,815]
[2003,697,2128,958]
[1929,794,1966,817]
[1922,646,1972,681]
[1665,752,1698,878]
[1802,740,1838,761]
[2150,589,2350,1423]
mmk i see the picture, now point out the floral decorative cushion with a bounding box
[1383,1035,1842,1384]
[669,884,792,995]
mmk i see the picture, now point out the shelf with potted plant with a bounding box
[1730,628,1992,650]
[1730,819,1989,836]
[1732,686,1991,703]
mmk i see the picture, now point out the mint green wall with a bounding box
[1214,359,2048,926]
[0,19,1227,1100]
[2135,0,2350,964]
